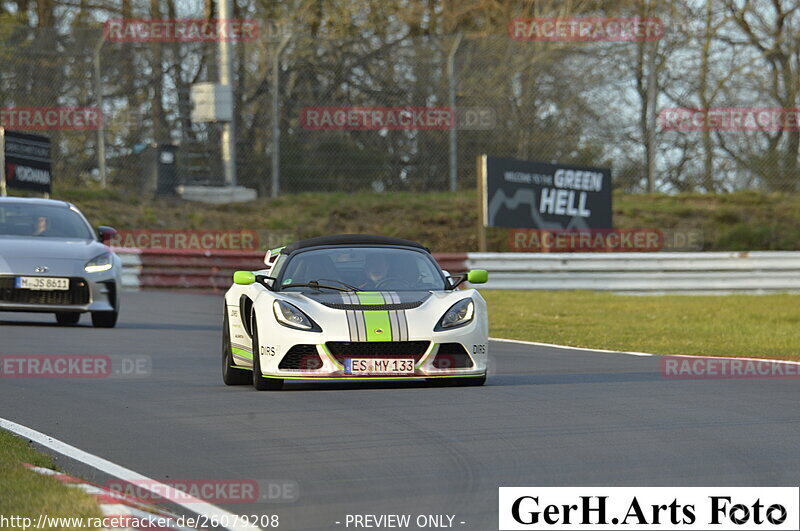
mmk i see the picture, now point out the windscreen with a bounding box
[278,247,446,291]
[0,203,94,239]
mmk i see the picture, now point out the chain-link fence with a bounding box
[2,14,800,196]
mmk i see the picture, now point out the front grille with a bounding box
[279,344,322,370]
[433,343,474,369]
[0,276,90,306]
[320,301,422,311]
[326,341,430,364]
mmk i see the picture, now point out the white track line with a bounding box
[0,417,259,531]
[489,337,654,357]
[490,337,800,365]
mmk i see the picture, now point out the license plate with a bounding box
[16,277,70,291]
[344,358,415,375]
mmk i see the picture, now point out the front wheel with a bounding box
[251,312,284,391]
[91,311,117,328]
[454,374,486,386]
[428,374,486,387]
[222,309,250,385]
[55,312,81,325]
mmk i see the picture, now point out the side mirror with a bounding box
[233,271,256,285]
[467,269,488,284]
[97,226,118,244]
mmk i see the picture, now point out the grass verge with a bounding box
[483,291,800,360]
[0,430,103,529]
[29,186,800,252]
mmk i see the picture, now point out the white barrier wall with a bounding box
[116,249,141,290]
[466,252,800,293]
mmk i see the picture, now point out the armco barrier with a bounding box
[466,251,800,293]
[117,249,800,293]
[114,248,468,291]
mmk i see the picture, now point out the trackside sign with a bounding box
[2,130,52,194]
[499,487,799,530]
[481,156,612,230]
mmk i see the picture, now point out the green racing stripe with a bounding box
[356,292,393,342]
[363,310,393,341]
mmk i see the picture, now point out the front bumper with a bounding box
[263,341,484,380]
[0,275,117,313]
[252,318,488,380]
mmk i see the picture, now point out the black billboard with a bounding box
[3,131,52,194]
[482,156,612,229]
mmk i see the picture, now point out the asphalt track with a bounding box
[1,291,799,530]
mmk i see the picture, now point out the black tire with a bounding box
[222,309,250,385]
[55,312,81,325]
[251,312,283,391]
[428,374,487,387]
[454,374,487,386]
[91,311,118,328]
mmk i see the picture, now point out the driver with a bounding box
[360,253,390,289]
[32,215,48,236]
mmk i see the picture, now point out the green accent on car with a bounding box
[467,269,489,284]
[231,346,253,360]
[363,310,393,341]
[269,246,285,256]
[233,270,256,285]
[417,343,436,369]
[320,343,343,369]
[261,374,485,381]
[357,292,385,305]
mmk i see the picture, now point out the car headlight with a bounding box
[435,298,474,331]
[273,300,321,332]
[85,253,113,273]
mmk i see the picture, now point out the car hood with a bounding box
[0,236,108,273]
[295,290,433,310]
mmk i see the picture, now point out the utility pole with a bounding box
[447,33,462,192]
[645,1,658,193]
[271,34,291,198]
[0,127,6,197]
[218,0,237,187]
[93,37,107,188]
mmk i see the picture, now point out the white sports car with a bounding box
[221,234,489,390]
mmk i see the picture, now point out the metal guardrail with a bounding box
[117,249,800,293]
[114,249,468,291]
[466,251,800,293]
